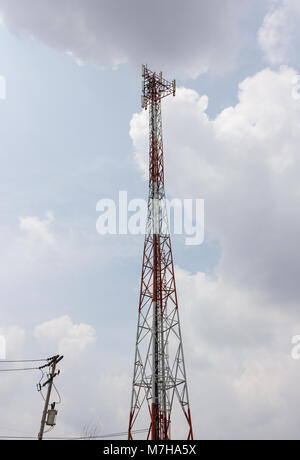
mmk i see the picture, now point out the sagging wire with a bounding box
[44,426,55,435]
[37,368,46,401]
[52,381,61,405]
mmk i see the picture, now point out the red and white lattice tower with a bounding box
[128,66,193,441]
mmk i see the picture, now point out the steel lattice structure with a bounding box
[128,66,193,441]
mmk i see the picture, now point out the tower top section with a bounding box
[141,65,176,110]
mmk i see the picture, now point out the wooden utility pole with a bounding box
[38,355,63,440]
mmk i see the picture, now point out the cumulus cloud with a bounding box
[19,211,55,246]
[0,325,26,359]
[34,315,96,357]
[131,66,300,307]
[175,267,300,439]
[0,0,244,78]
[258,0,300,65]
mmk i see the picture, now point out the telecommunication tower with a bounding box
[128,66,193,441]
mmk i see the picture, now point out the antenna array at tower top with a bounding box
[141,65,176,110]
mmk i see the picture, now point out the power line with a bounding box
[0,429,148,440]
[74,429,148,440]
[0,356,59,373]
[0,367,40,372]
[0,359,48,364]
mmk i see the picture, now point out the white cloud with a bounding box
[0,325,26,359]
[34,315,97,357]
[0,0,245,78]
[98,374,131,430]
[19,211,55,246]
[131,66,300,306]
[258,0,300,65]
[175,267,300,439]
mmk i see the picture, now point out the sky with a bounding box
[0,0,300,440]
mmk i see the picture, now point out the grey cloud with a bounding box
[0,0,244,77]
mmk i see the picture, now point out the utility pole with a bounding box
[38,354,63,441]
